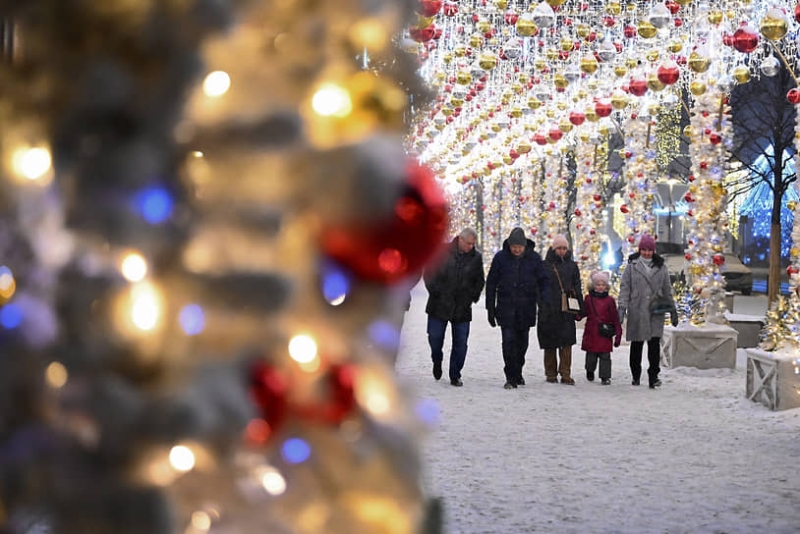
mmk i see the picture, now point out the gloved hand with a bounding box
[487,309,496,328]
[670,310,679,327]
[618,307,626,324]
[614,336,621,348]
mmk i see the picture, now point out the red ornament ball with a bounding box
[249,360,289,437]
[787,88,800,105]
[569,110,586,125]
[712,254,725,267]
[628,77,648,97]
[732,25,759,54]
[657,61,680,85]
[415,0,443,16]
[595,101,612,117]
[320,161,448,285]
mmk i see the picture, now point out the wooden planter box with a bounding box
[745,348,800,411]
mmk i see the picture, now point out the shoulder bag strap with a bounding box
[552,264,565,293]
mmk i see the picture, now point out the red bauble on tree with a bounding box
[595,100,612,117]
[320,161,448,285]
[787,88,800,104]
[249,360,290,439]
[712,254,726,267]
[296,364,358,425]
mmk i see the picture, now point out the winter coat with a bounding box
[617,252,675,342]
[485,237,550,329]
[424,237,485,323]
[537,247,584,349]
[580,290,623,353]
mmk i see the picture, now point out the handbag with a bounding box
[649,295,674,315]
[589,296,616,338]
[553,265,581,313]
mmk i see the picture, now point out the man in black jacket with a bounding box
[485,227,550,389]
[423,227,485,386]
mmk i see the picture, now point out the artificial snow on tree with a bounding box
[0,1,445,533]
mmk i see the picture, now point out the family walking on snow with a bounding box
[422,227,677,390]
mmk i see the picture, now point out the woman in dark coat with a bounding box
[537,234,584,384]
[485,227,550,389]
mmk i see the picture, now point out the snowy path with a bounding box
[396,288,800,534]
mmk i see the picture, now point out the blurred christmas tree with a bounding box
[0,1,446,533]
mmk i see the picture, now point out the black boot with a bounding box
[432,361,442,380]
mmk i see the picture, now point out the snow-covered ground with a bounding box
[397,288,800,534]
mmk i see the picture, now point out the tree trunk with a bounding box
[768,222,781,305]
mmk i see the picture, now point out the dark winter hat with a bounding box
[508,227,526,246]
[638,233,656,251]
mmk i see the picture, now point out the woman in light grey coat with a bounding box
[617,234,677,389]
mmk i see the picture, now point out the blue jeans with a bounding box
[427,316,470,381]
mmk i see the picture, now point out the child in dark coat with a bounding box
[580,271,622,385]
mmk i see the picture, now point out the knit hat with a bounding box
[552,234,569,249]
[590,271,610,286]
[508,227,527,246]
[638,233,656,251]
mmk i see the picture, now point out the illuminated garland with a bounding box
[684,84,733,325]
[540,150,568,244]
[620,112,658,260]
[572,136,607,288]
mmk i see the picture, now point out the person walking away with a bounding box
[537,234,583,385]
[580,271,622,385]
[485,227,551,389]
[423,227,485,387]
[617,234,678,389]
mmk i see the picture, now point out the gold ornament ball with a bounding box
[469,34,484,48]
[733,66,751,84]
[476,20,492,34]
[545,0,566,6]
[647,73,666,92]
[554,73,569,88]
[683,125,694,137]
[546,48,559,61]
[645,49,660,63]
[707,10,723,25]
[689,80,707,96]
[585,108,599,122]
[576,24,590,38]
[559,120,573,133]
[688,52,710,73]
[788,200,797,211]
[456,70,472,85]
[478,52,498,70]
[516,17,538,38]
[614,64,628,77]
[761,10,788,41]
[638,20,658,39]
[496,0,508,9]
[667,40,683,53]
[528,97,542,109]
[580,55,599,74]
[606,1,622,16]
[560,37,574,52]
[611,93,628,109]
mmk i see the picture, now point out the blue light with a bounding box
[179,304,205,336]
[0,303,23,329]
[368,320,400,351]
[281,438,311,464]
[134,186,174,224]
[322,269,350,305]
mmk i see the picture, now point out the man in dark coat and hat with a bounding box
[485,227,550,389]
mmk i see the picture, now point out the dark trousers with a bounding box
[630,337,661,385]
[585,351,612,380]
[427,316,470,381]
[500,326,530,382]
